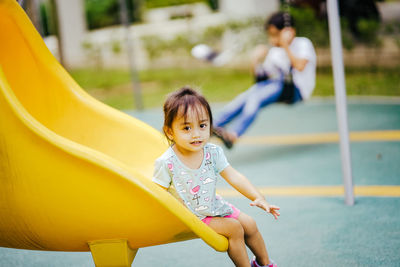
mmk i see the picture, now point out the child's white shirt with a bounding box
[262,36,317,100]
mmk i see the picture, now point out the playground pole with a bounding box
[327,0,354,205]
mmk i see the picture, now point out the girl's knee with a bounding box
[240,214,259,236]
[228,219,245,239]
[209,217,245,239]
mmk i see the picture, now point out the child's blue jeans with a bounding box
[214,79,302,137]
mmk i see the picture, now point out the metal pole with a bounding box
[327,0,354,205]
[119,0,143,110]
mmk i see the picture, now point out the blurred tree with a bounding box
[337,0,381,39]
[281,0,383,39]
[85,0,142,30]
[289,6,330,47]
[85,0,119,29]
[39,0,58,36]
[207,0,218,11]
[144,0,203,8]
[145,0,218,10]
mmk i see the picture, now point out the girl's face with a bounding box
[267,25,281,47]
[267,25,295,47]
[165,106,210,154]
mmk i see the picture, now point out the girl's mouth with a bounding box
[191,140,203,145]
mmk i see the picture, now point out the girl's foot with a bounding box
[251,257,277,267]
[212,127,237,149]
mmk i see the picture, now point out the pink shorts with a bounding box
[201,203,241,225]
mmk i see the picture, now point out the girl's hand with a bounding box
[250,198,280,220]
[251,44,269,64]
[279,27,295,48]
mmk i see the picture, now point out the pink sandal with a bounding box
[251,256,277,267]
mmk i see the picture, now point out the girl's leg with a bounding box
[208,217,251,267]
[231,80,283,137]
[237,213,270,266]
[214,86,254,128]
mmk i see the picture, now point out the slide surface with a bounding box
[0,0,227,252]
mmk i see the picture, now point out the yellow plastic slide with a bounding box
[0,0,227,265]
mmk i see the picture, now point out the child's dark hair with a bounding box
[265,11,295,30]
[163,87,213,142]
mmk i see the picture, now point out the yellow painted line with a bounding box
[239,130,400,145]
[217,186,400,197]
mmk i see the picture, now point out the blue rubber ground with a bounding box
[1,97,399,267]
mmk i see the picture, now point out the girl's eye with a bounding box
[200,123,207,128]
[183,126,191,131]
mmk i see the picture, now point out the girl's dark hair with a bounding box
[264,11,295,30]
[163,87,213,142]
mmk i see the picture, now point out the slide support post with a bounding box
[89,239,138,267]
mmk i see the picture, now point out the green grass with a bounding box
[70,66,400,110]
[316,66,400,96]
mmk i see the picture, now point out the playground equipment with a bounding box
[0,0,227,266]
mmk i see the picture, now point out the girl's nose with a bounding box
[192,127,200,137]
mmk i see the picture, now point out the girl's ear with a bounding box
[164,126,173,141]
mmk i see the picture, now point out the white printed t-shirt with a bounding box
[152,143,233,220]
[262,36,317,100]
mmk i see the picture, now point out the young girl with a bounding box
[152,87,280,267]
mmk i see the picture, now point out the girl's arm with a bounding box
[280,28,308,72]
[251,44,269,74]
[220,166,280,219]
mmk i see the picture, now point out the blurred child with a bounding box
[213,12,317,148]
[153,87,280,267]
